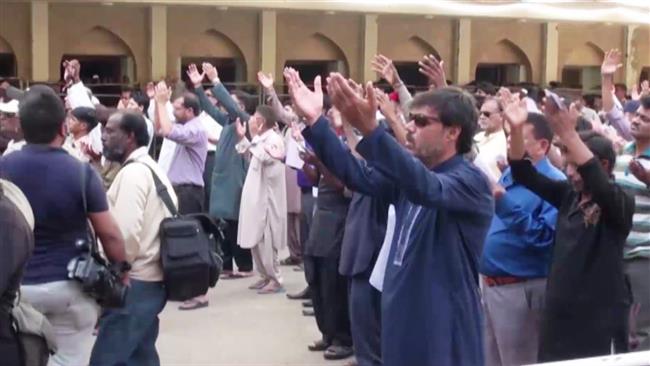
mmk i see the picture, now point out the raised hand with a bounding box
[154,81,170,105]
[642,80,650,97]
[631,84,641,101]
[290,121,304,143]
[327,73,378,136]
[257,72,274,90]
[502,94,528,130]
[235,118,246,140]
[629,159,650,186]
[371,55,401,86]
[601,49,623,76]
[375,88,399,123]
[418,54,447,89]
[186,64,205,88]
[284,67,323,125]
[202,63,220,83]
[543,96,577,139]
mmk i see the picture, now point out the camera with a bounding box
[67,239,128,308]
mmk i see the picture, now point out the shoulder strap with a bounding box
[80,163,102,256]
[124,160,179,217]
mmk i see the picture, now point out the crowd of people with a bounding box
[0,45,649,366]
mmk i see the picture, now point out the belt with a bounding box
[483,275,527,287]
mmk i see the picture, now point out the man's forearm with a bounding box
[602,74,616,113]
[562,131,594,166]
[155,101,173,136]
[508,126,526,160]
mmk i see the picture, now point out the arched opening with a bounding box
[0,36,17,79]
[391,36,441,88]
[561,42,605,90]
[283,33,349,90]
[641,67,650,83]
[60,26,137,84]
[179,29,247,86]
[474,39,532,86]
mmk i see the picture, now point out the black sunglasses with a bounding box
[409,113,441,128]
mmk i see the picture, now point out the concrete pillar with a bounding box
[31,1,49,82]
[362,14,378,83]
[543,22,559,85]
[625,24,640,88]
[150,5,167,81]
[455,19,471,85]
[260,10,277,79]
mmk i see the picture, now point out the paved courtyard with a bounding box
[155,266,350,366]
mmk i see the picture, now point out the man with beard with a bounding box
[91,111,176,365]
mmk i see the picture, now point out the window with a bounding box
[180,57,240,85]
[475,63,526,86]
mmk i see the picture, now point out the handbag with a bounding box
[127,161,223,301]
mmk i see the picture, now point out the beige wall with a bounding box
[470,19,544,83]
[48,3,150,82]
[558,23,626,82]
[0,2,31,79]
[276,12,363,81]
[167,6,259,82]
[377,15,455,79]
[0,2,640,86]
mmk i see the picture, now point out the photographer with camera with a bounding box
[90,110,177,365]
[0,85,128,366]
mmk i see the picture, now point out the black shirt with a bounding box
[510,157,634,309]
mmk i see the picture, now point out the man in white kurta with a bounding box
[235,106,287,294]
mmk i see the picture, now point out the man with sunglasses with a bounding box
[286,70,493,366]
[474,97,508,183]
[0,100,24,156]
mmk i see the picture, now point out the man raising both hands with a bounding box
[285,70,494,365]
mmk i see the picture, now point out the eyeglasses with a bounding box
[409,113,441,128]
[480,111,493,118]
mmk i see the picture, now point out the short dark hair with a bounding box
[121,86,133,94]
[181,93,201,116]
[640,95,650,110]
[95,105,115,126]
[132,91,149,110]
[232,90,257,115]
[19,85,66,144]
[476,82,497,96]
[409,87,478,154]
[115,111,149,147]
[255,105,278,129]
[526,113,554,144]
[614,83,627,93]
[71,106,98,131]
[579,131,616,174]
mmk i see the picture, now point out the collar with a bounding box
[432,154,464,173]
[124,146,149,164]
[22,143,66,153]
[252,129,274,144]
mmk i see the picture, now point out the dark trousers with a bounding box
[349,274,382,366]
[538,304,629,362]
[90,279,167,366]
[304,255,351,346]
[0,313,21,366]
[300,190,315,246]
[203,152,216,210]
[221,219,253,272]
[173,184,205,215]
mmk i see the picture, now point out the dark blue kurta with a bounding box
[304,117,494,366]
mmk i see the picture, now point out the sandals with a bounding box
[178,298,209,311]
[257,282,285,294]
[248,279,270,290]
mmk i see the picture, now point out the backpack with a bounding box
[129,162,223,301]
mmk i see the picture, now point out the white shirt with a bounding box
[199,111,222,152]
[107,147,177,281]
[2,139,26,156]
[148,101,177,174]
[473,130,507,183]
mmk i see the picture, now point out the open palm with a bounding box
[186,64,205,87]
[503,98,528,129]
[284,67,323,125]
[257,72,274,89]
[601,49,623,75]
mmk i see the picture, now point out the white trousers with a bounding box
[22,280,99,366]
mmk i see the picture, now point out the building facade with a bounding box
[0,0,649,90]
